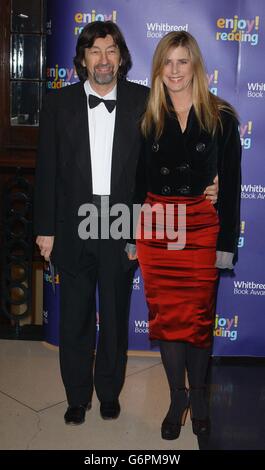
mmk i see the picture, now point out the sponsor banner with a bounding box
[46,0,265,356]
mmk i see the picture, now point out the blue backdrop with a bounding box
[44,0,265,356]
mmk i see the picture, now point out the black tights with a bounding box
[159,340,211,420]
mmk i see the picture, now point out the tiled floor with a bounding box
[1,340,265,450]
[0,340,197,450]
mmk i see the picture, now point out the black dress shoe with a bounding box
[100,400,120,420]
[191,417,210,436]
[64,402,91,425]
[189,386,210,436]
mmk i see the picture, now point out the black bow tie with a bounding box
[88,94,116,113]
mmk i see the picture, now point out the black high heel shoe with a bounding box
[161,387,189,440]
[189,386,210,436]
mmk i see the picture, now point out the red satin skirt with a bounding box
[136,192,219,347]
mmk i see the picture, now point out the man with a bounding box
[35,21,217,425]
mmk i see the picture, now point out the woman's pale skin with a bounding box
[162,45,194,131]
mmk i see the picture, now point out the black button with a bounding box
[178,185,191,195]
[160,166,170,175]
[177,163,190,171]
[152,142,159,152]
[161,185,171,195]
[196,142,206,152]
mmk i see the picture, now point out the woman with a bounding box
[127,31,241,440]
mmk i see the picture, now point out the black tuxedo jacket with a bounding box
[34,80,149,273]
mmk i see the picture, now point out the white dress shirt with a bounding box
[84,80,117,195]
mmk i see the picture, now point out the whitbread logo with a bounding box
[128,77,149,86]
[241,184,265,200]
[134,320,149,334]
[247,82,265,98]
[234,280,265,296]
[146,21,188,38]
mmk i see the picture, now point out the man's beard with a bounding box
[93,65,116,85]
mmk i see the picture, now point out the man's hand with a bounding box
[204,175,219,204]
[36,236,54,261]
[125,243,138,260]
[127,252,138,261]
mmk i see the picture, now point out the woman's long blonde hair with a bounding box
[142,31,236,139]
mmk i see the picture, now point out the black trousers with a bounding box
[59,233,136,406]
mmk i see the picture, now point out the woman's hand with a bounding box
[204,175,219,204]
